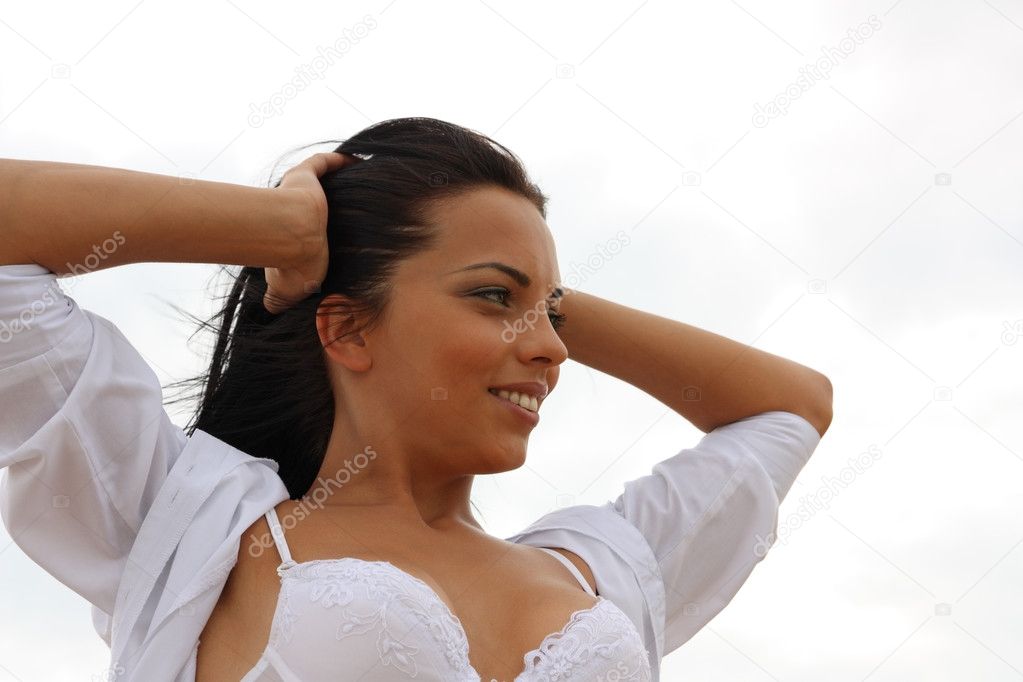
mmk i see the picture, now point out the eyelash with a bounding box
[473,287,568,331]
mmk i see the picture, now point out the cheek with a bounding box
[417,305,509,391]
[446,327,505,374]
[446,337,507,399]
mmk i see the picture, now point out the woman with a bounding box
[0,117,831,681]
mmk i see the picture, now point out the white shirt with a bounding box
[0,263,822,681]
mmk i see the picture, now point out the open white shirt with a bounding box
[0,263,822,680]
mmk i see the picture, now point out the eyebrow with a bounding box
[449,262,564,299]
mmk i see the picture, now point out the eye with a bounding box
[474,287,511,306]
[473,287,567,331]
[548,310,568,331]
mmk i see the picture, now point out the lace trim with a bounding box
[281,559,475,678]
[520,599,652,680]
[261,557,651,680]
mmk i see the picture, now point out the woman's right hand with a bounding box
[263,151,360,314]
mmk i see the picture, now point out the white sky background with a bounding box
[1,0,1022,680]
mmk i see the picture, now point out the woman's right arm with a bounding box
[0,152,352,647]
[0,157,313,272]
[0,155,325,637]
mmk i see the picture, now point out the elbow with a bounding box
[806,374,833,438]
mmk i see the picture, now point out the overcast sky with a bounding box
[1,1,1021,680]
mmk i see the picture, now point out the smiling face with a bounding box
[318,184,568,484]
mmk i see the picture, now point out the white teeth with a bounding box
[489,389,539,412]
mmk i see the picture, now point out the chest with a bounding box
[195,517,600,681]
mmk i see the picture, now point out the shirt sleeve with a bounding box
[0,263,188,619]
[609,410,822,655]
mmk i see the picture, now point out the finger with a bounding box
[263,289,296,314]
[279,152,358,189]
[304,151,360,177]
[278,152,361,192]
[323,151,360,172]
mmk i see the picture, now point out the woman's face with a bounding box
[325,185,568,478]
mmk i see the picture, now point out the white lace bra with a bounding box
[239,507,652,681]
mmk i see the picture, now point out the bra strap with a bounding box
[537,547,595,596]
[265,507,297,576]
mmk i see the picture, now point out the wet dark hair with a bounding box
[163,117,548,522]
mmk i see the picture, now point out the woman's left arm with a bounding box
[554,288,833,437]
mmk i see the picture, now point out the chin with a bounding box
[478,449,527,474]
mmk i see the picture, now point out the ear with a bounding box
[315,293,372,372]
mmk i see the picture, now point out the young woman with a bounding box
[0,117,831,681]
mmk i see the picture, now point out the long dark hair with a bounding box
[163,117,548,516]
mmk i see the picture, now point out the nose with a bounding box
[519,305,568,367]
